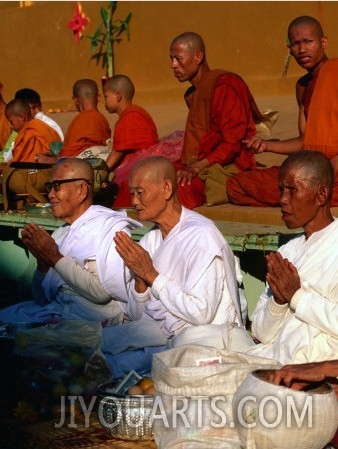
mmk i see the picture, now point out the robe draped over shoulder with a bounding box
[60,109,111,157]
[11,118,62,162]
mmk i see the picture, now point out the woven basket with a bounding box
[97,382,154,441]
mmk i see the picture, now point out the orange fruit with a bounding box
[128,385,143,395]
[137,377,154,393]
[145,386,156,395]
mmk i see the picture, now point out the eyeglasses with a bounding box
[45,178,92,193]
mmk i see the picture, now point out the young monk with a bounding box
[36,79,111,163]
[5,98,61,163]
[15,87,64,141]
[227,16,338,207]
[0,82,12,152]
[103,74,158,207]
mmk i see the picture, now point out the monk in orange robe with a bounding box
[36,79,111,164]
[0,82,12,151]
[169,32,264,209]
[5,99,61,163]
[103,75,158,207]
[59,79,111,157]
[227,16,338,207]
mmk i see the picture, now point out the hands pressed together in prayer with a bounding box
[177,158,210,186]
[21,222,63,272]
[266,252,301,305]
[114,231,159,293]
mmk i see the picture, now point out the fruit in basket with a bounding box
[127,377,156,395]
[144,385,156,395]
[138,377,154,393]
[127,385,144,395]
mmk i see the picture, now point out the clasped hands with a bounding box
[21,222,62,272]
[266,251,301,305]
[114,231,159,292]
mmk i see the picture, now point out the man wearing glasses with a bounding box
[0,158,141,325]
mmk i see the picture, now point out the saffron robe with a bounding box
[112,105,158,208]
[183,69,260,170]
[0,102,11,151]
[10,118,62,163]
[59,109,111,157]
[176,69,262,209]
[227,59,338,207]
[303,58,338,158]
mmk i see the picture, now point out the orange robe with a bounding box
[0,102,11,151]
[11,118,62,163]
[303,59,338,159]
[112,104,158,208]
[176,69,262,209]
[59,109,111,157]
[227,59,338,207]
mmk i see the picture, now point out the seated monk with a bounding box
[226,16,338,207]
[14,87,64,141]
[5,98,61,163]
[37,79,111,163]
[0,81,12,153]
[102,74,159,207]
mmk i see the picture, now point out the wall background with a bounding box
[1,1,337,110]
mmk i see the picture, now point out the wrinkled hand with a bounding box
[114,231,158,289]
[267,363,327,389]
[266,252,301,304]
[21,222,62,271]
[177,165,197,186]
[243,136,268,154]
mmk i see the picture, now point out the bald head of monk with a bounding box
[278,150,334,236]
[5,98,32,132]
[72,79,99,112]
[129,156,181,236]
[103,74,135,114]
[47,157,94,224]
[170,31,209,86]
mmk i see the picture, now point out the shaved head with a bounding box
[53,158,94,186]
[279,150,334,199]
[130,156,177,194]
[73,79,99,99]
[104,75,135,102]
[5,98,31,118]
[170,31,205,54]
[288,16,324,39]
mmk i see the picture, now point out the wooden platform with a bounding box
[194,204,338,226]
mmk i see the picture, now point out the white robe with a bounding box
[248,219,338,364]
[101,207,244,356]
[0,206,141,324]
